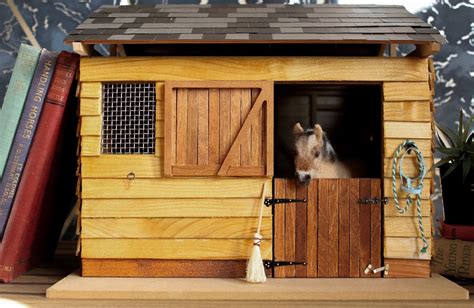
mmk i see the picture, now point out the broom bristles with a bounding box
[246,233,266,283]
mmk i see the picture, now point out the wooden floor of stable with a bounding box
[1,242,473,307]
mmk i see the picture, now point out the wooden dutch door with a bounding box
[164,81,273,177]
[273,178,382,278]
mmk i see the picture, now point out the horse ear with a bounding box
[323,134,337,162]
[314,124,323,142]
[293,122,304,135]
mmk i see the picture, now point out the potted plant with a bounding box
[434,110,474,225]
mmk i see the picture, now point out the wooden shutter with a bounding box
[273,178,381,278]
[164,81,273,177]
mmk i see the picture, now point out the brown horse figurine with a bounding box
[293,123,351,185]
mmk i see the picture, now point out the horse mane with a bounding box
[322,133,337,162]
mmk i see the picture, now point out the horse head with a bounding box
[292,122,337,185]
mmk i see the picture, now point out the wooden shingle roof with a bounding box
[65,4,446,45]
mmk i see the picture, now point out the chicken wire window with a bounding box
[101,83,156,154]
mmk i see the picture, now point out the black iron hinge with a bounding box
[264,198,307,207]
[357,197,388,205]
[263,260,307,269]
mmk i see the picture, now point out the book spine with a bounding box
[0,44,41,177]
[0,50,58,238]
[442,223,474,241]
[0,51,79,282]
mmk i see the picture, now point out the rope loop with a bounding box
[391,140,429,254]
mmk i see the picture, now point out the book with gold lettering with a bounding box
[0,49,57,238]
[0,50,79,282]
[0,44,40,178]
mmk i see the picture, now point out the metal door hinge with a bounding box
[263,260,307,269]
[265,198,307,207]
[357,197,388,205]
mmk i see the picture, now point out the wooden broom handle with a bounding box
[256,182,267,235]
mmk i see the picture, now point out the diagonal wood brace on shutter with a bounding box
[218,85,272,176]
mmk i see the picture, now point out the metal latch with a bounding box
[263,260,307,269]
[373,264,389,275]
[264,198,307,207]
[364,263,389,276]
[357,197,388,205]
[364,264,374,275]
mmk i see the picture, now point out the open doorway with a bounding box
[273,84,383,278]
[274,84,382,179]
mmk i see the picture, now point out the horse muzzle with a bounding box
[295,172,311,186]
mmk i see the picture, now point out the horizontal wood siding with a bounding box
[383,179,430,199]
[79,80,273,267]
[383,101,431,122]
[383,258,430,278]
[80,98,101,116]
[81,136,100,157]
[77,57,435,276]
[80,82,101,98]
[383,82,431,101]
[384,199,431,217]
[82,156,163,178]
[383,157,433,179]
[382,78,434,269]
[82,198,272,218]
[82,239,272,260]
[81,217,272,239]
[383,122,432,139]
[82,259,272,278]
[80,116,101,136]
[82,178,272,199]
[384,138,431,158]
[80,57,428,82]
[384,237,431,260]
[384,216,432,238]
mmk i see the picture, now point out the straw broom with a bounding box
[246,182,267,283]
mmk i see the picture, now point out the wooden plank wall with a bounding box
[79,80,273,277]
[382,78,433,277]
[78,57,433,278]
[273,178,381,278]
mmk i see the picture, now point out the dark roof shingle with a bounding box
[65,4,446,45]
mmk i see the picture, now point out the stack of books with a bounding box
[0,44,79,282]
[432,221,474,279]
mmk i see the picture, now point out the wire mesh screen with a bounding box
[101,83,156,154]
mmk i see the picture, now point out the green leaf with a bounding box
[468,132,474,145]
[442,160,459,178]
[462,112,474,142]
[434,129,448,148]
[462,155,472,183]
[468,141,474,152]
[431,156,455,170]
[436,147,462,156]
[436,123,461,148]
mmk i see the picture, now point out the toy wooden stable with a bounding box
[66,4,444,279]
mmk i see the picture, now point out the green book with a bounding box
[0,44,41,178]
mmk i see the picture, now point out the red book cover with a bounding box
[0,51,79,282]
[442,222,474,242]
